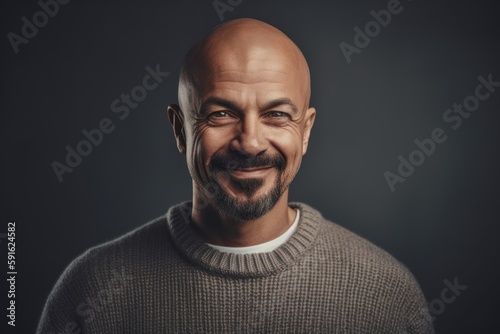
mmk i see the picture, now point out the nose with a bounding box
[229,115,268,158]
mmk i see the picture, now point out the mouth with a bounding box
[227,166,275,178]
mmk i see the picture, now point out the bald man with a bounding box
[37,18,434,333]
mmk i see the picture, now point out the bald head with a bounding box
[178,18,311,114]
[168,18,317,222]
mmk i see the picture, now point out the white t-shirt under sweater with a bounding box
[206,209,300,254]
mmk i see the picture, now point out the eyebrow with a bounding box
[198,97,299,115]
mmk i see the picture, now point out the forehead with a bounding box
[196,46,307,106]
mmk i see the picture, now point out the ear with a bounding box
[167,104,187,155]
[302,107,316,155]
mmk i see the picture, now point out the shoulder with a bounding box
[68,214,170,274]
[37,214,170,333]
[319,215,423,293]
[61,213,171,282]
[293,201,419,282]
[292,202,434,332]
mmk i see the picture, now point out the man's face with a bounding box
[175,42,315,221]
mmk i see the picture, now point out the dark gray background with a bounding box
[2,0,499,332]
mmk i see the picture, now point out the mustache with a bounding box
[209,151,286,172]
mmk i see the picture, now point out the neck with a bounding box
[190,188,296,247]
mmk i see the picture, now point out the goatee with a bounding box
[206,151,286,221]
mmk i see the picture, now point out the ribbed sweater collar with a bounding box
[165,201,322,278]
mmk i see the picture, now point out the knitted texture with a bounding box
[37,202,434,333]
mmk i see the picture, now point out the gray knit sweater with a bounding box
[37,202,434,333]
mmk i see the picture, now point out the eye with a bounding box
[211,111,230,117]
[207,110,238,125]
[267,111,290,118]
[263,111,291,126]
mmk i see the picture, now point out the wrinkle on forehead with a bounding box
[179,18,311,113]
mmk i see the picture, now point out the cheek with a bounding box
[271,128,304,175]
[197,127,231,159]
[187,126,229,182]
[185,125,209,184]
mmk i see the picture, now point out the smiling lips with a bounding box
[228,166,275,178]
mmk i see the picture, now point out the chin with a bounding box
[210,179,284,222]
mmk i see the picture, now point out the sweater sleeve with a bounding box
[36,252,92,334]
[401,270,435,334]
[36,244,135,334]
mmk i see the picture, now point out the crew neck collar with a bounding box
[165,201,322,278]
[205,209,300,254]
